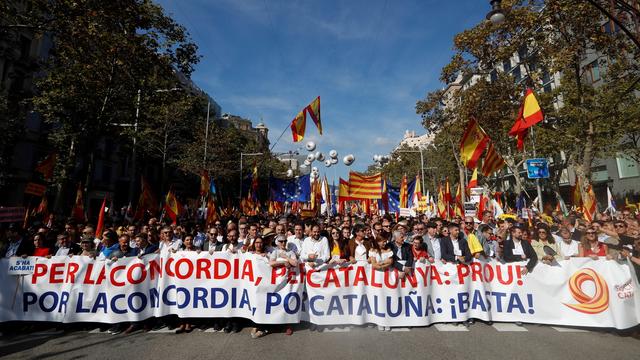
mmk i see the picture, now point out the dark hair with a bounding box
[354,224,366,233]
[371,235,389,251]
[478,224,491,233]
[426,222,438,229]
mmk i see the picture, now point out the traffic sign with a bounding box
[526,158,549,179]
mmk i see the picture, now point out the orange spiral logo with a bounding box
[564,268,609,314]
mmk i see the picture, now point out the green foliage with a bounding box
[417,0,640,195]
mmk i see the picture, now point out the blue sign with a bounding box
[526,158,549,179]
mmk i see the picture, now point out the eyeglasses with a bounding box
[82,231,92,234]
[331,232,339,235]
[586,231,596,235]
[538,231,547,234]
[465,222,474,225]
[382,225,390,228]
[615,224,626,228]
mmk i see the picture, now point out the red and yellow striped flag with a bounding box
[481,142,505,176]
[290,110,306,142]
[348,171,382,200]
[399,174,408,208]
[305,96,322,135]
[460,117,489,169]
[437,183,447,219]
[467,167,478,190]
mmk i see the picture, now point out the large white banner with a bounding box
[0,254,639,329]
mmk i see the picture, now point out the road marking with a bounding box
[492,323,528,332]
[321,327,351,333]
[390,327,411,332]
[149,327,175,334]
[551,326,589,333]
[434,324,469,332]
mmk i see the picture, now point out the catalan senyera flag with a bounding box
[36,196,49,219]
[399,174,409,208]
[454,183,464,217]
[71,184,85,222]
[583,184,597,222]
[460,117,489,169]
[467,167,478,190]
[481,142,505,176]
[348,171,382,200]
[338,178,350,214]
[290,110,306,142]
[509,88,544,151]
[412,175,422,208]
[305,96,322,135]
[164,190,182,224]
[437,183,447,219]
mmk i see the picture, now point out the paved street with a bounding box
[1,323,639,359]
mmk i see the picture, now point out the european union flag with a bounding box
[387,185,400,214]
[270,174,311,202]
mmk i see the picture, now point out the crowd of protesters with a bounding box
[1,207,639,337]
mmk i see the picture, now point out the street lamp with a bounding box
[486,0,505,24]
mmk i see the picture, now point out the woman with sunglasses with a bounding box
[531,224,561,265]
[579,228,610,260]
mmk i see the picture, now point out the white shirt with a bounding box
[269,248,297,262]
[221,243,239,253]
[286,235,303,255]
[512,240,524,256]
[559,240,579,258]
[55,246,70,256]
[429,236,441,260]
[160,239,182,255]
[354,240,368,262]
[452,239,461,256]
[300,236,330,263]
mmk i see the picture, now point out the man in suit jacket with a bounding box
[387,230,414,276]
[202,228,224,252]
[0,223,34,258]
[54,232,81,256]
[441,223,472,263]
[135,233,158,257]
[503,225,538,274]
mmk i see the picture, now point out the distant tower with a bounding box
[255,120,269,148]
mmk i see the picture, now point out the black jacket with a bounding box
[441,235,472,263]
[0,237,35,258]
[386,241,414,271]
[503,239,538,272]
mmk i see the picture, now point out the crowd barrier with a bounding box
[1,254,639,329]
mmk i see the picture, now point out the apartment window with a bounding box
[583,60,601,84]
[512,66,522,82]
[490,69,498,82]
[602,21,620,34]
[517,46,528,62]
[502,60,511,72]
[591,165,608,182]
[616,155,640,178]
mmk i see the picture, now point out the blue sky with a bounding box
[157,0,487,181]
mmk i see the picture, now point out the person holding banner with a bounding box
[159,226,182,255]
[135,233,158,257]
[286,223,304,256]
[300,224,330,268]
[328,227,348,265]
[531,224,561,264]
[441,224,472,264]
[347,224,371,263]
[579,229,610,259]
[423,222,443,263]
[54,232,81,257]
[387,230,413,278]
[31,233,51,257]
[503,225,538,275]
[1,223,34,258]
[557,227,579,259]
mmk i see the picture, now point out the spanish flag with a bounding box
[290,110,306,142]
[454,183,464,217]
[509,88,544,151]
[583,184,597,222]
[164,190,182,224]
[399,174,408,208]
[134,177,158,220]
[467,167,478,190]
[200,170,210,196]
[572,180,583,208]
[460,117,489,169]
[481,142,505,176]
[305,96,322,135]
[348,171,382,200]
[338,178,351,214]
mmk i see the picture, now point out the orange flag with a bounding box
[509,88,544,151]
[583,184,597,222]
[71,184,85,222]
[460,117,489,169]
[290,110,306,142]
[164,190,182,224]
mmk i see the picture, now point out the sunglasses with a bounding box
[586,231,596,235]
[538,231,547,234]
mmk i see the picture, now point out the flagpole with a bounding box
[530,125,544,213]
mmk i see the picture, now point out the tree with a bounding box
[5,0,200,212]
[417,0,639,202]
